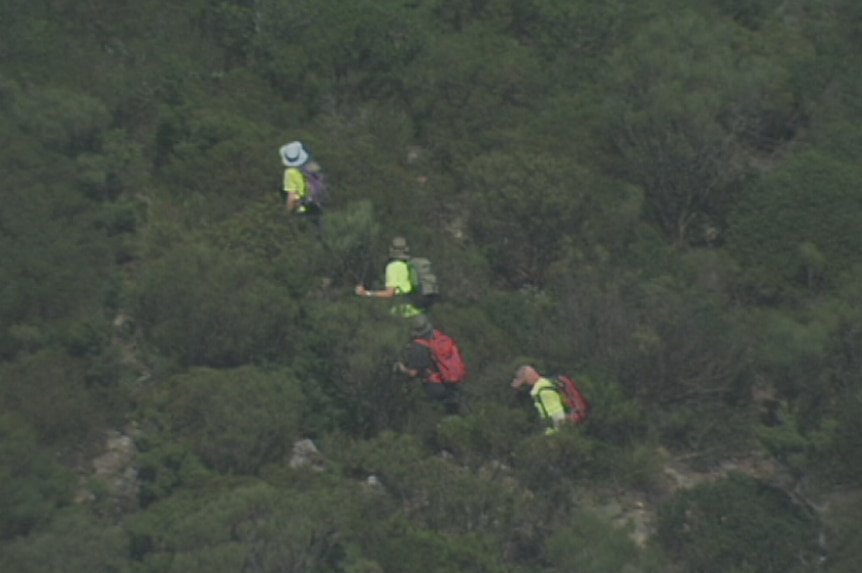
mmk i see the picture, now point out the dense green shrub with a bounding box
[128,480,367,573]
[728,151,862,302]
[656,473,820,573]
[161,366,305,474]
[132,243,302,368]
[545,511,666,573]
[0,349,111,445]
[0,509,130,573]
[436,402,532,466]
[3,1,862,571]
[0,415,74,540]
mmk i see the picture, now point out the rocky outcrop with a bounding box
[288,438,326,471]
[74,426,140,513]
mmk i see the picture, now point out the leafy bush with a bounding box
[578,378,647,446]
[128,480,364,573]
[0,508,130,573]
[545,511,666,573]
[512,430,596,498]
[728,151,862,302]
[812,394,862,486]
[436,402,531,466]
[655,400,756,459]
[162,366,305,474]
[0,415,74,539]
[0,349,109,445]
[359,514,509,573]
[656,473,820,573]
[132,243,302,368]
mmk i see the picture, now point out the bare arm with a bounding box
[354,285,397,298]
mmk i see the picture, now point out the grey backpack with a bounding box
[407,257,439,309]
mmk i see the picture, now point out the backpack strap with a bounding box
[533,383,561,423]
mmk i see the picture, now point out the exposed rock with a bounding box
[288,438,325,471]
[363,474,386,495]
[75,428,140,513]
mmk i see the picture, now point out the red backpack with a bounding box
[553,375,590,424]
[414,330,466,384]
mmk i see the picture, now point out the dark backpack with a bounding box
[551,375,590,424]
[299,162,329,209]
[406,257,439,309]
[414,330,466,384]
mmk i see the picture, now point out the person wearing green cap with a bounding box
[394,315,464,415]
[355,237,423,318]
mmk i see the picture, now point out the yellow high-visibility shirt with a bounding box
[531,378,566,420]
[385,260,421,318]
[283,167,308,211]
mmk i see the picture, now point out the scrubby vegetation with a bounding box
[3,0,862,571]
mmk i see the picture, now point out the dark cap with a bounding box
[389,237,410,260]
[411,314,433,337]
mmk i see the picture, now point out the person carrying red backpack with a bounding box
[395,315,466,415]
[511,365,589,435]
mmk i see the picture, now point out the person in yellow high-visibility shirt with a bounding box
[511,365,566,434]
[355,237,423,319]
[280,141,323,216]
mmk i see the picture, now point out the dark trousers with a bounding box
[424,382,462,415]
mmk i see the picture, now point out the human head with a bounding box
[411,314,433,338]
[389,236,410,260]
[511,365,540,388]
[280,141,309,167]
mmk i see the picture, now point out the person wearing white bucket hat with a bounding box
[279,141,325,216]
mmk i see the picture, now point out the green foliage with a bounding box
[158,108,275,212]
[464,150,588,287]
[359,515,508,573]
[728,151,862,301]
[436,402,531,465]
[128,480,365,573]
[512,429,596,496]
[545,511,666,573]
[656,400,756,458]
[157,366,305,474]
[579,378,648,446]
[739,301,856,442]
[0,349,112,445]
[656,473,820,573]
[328,430,429,484]
[0,508,130,573]
[0,415,73,540]
[479,288,559,357]
[132,242,302,368]
[821,490,862,573]
[598,8,805,243]
[14,86,111,154]
[755,402,811,472]
[403,26,542,165]
[511,0,627,68]
[812,393,862,486]
[3,1,862,570]
[301,308,418,436]
[318,199,382,287]
[136,441,213,508]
